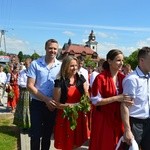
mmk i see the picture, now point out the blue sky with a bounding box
[1,0,150,58]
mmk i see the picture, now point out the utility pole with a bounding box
[0,29,7,54]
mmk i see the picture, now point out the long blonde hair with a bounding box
[58,56,78,79]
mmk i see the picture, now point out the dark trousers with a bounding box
[128,117,150,150]
[30,99,56,150]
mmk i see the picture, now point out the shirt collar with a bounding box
[136,66,150,78]
[39,56,60,67]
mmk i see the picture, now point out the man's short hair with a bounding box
[138,47,150,61]
[45,39,58,49]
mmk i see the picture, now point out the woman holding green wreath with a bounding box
[53,56,90,150]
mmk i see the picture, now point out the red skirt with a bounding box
[54,110,90,150]
[89,109,123,150]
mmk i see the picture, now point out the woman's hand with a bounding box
[66,103,79,108]
[54,101,72,109]
[117,94,134,105]
[122,94,134,106]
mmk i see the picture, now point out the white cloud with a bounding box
[97,43,137,58]
[97,43,117,58]
[38,22,150,32]
[136,38,150,48]
[7,38,28,53]
[62,31,75,37]
[96,32,109,38]
[0,37,33,55]
[12,21,150,32]
[121,46,137,57]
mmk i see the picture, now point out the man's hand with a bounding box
[123,130,134,145]
[45,99,57,111]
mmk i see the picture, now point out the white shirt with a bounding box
[78,67,89,86]
[90,71,99,88]
[123,66,150,119]
[6,73,11,84]
[18,69,28,88]
[0,71,7,84]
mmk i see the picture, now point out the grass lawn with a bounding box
[0,114,20,150]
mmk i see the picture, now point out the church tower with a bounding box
[85,30,98,52]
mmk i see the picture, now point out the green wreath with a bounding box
[63,94,91,130]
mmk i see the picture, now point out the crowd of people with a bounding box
[0,38,150,150]
[0,56,32,131]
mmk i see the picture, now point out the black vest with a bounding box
[54,74,86,103]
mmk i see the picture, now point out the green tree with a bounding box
[0,50,6,55]
[84,56,97,68]
[31,52,40,60]
[125,49,139,70]
[3,63,10,74]
[18,51,24,62]
[23,54,31,59]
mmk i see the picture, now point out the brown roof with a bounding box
[62,44,94,55]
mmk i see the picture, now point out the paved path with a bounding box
[0,93,11,113]
[20,132,89,150]
[0,93,89,150]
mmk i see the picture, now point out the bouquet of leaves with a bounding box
[6,85,14,100]
[8,90,14,99]
[63,94,91,130]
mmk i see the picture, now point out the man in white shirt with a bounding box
[121,47,150,150]
[90,58,105,88]
[0,65,7,106]
[77,56,89,88]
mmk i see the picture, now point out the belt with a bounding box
[31,98,45,105]
[130,116,150,123]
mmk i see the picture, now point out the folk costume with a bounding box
[89,70,125,150]
[7,72,19,110]
[13,69,31,129]
[54,74,90,150]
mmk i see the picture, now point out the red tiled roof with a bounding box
[62,44,94,55]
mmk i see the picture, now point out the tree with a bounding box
[18,51,24,62]
[23,54,31,60]
[0,50,6,55]
[31,52,40,60]
[84,56,97,68]
[3,64,10,74]
[124,49,139,70]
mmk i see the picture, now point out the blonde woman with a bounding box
[53,56,90,150]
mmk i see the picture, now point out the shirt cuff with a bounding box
[90,91,102,105]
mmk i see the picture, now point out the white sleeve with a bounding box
[6,73,11,84]
[90,71,99,88]
[18,71,27,87]
[123,77,136,98]
[90,91,102,105]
